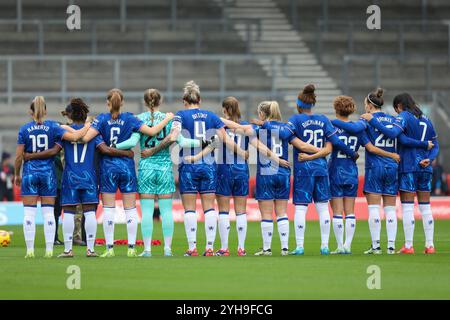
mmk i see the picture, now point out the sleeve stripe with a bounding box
[326,129,338,138]
[393,123,404,131]
[96,142,105,148]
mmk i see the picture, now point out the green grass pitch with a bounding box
[1,220,450,299]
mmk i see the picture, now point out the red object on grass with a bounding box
[94,238,161,246]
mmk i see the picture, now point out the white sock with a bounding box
[368,204,381,248]
[102,207,116,248]
[344,214,356,249]
[204,209,217,250]
[294,205,307,248]
[42,205,56,252]
[316,202,330,248]
[218,212,230,250]
[419,203,434,247]
[236,213,247,250]
[23,206,36,252]
[384,206,397,249]
[125,207,138,247]
[332,214,344,249]
[184,210,197,250]
[84,210,97,252]
[402,202,415,249]
[62,211,75,252]
[261,220,273,250]
[277,215,289,250]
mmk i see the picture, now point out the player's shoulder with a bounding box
[136,111,149,121]
[122,112,137,119]
[19,120,35,133]
[240,120,249,125]
[95,112,109,122]
[43,119,60,128]
[287,113,303,123]
[420,114,432,124]
[316,114,330,122]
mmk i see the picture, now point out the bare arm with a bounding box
[217,127,249,161]
[98,143,134,158]
[298,142,332,162]
[365,142,400,163]
[141,133,175,159]
[24,144,62,161]
[139,113,174,137]
[80,127,100,144]
[14,145,24,187]
[61,123,91,142]
[290,137,320,154]
[184,144,216,163]
[249,137,290,168]
[220,118,255,136]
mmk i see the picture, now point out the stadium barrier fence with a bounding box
[0,54,288,104]
[314,19,450,65]
[0,17,262,56]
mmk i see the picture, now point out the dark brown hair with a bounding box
[333,95,356,117]
[69,98,89,123]
[298,84,316,105]
[222,96,241,123]
[107,88,123,120]
[366,88,384,109]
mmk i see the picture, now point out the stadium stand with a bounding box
[0,0,449,172]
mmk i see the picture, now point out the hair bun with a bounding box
[375,88,384,98]
[303,84,315,95]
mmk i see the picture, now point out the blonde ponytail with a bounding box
[257,100,281,121]
[31,96,46,123]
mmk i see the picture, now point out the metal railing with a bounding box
[315,19,450,65]
[14,0,239,33]
[0,54,287,104]
[341,54,449,101]
[0,17,262,55]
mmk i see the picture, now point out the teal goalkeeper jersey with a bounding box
[137,111,172,169]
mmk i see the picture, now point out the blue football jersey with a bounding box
[62,123,104,189]
[417,115,438,173]
[91,112,143,169]
[287,113,337,177]
[173,108,224,166]
[360,112,398,169]
[217,120,250,177]
[328,120,362,185]
[254,121,291,176]
[17,120,66,173]
[394,111,423,173]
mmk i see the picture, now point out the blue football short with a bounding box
[21,170,57,197]
[216,165,249,197]
[293,175,330,204]
[330,183,358,198]
[364,166,398,196]
[100,166,137,194]
[179,164,217,194]
[255,173,290,201]
[399,171,432,193]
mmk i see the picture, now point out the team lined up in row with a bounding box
[14,81,438,258]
